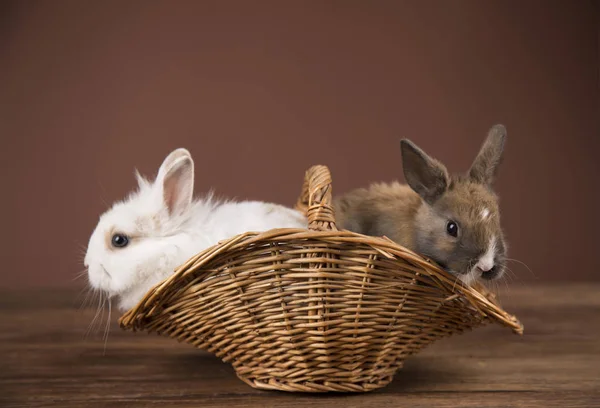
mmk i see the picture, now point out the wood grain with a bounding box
[1,284,599,407]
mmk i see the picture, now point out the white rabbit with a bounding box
[84,148,308,312]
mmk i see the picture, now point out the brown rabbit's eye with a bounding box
[446,221,458,237]
[111,234,129,248]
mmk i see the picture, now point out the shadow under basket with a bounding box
[119,165,523,393]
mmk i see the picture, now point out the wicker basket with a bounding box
[119,165,523,393]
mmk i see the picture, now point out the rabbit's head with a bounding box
[84,148,200,311]
[401,125,508,284]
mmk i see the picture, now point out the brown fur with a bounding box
[334,124,508,282]
[334,182,421,249]
[104,228,115,251]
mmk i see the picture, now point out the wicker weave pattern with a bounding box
[119,165,522,393]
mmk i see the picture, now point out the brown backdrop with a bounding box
[1,0,598,288]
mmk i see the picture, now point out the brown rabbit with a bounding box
[334,125,508,285]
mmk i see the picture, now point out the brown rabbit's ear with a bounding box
[468,124,507,185]
[156,148,194,216]
[400,139,449,204]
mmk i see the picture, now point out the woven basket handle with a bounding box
[295,165,338,232]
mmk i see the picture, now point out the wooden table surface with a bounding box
[2,283,599,408]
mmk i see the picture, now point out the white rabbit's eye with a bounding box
[111,234,129,248]
[446,221,458,237]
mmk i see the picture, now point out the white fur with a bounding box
[480,208,490,221]
[477,235,497,272]
[84,148,307,312]
[459,236,497,285]
[459,271,477,286]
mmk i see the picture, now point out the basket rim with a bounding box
[118,226,524,335]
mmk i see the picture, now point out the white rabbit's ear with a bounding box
[156,148,194,215]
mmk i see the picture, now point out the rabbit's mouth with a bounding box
[100,265,112,279]
[422,256,469,280]
[433,259,477,283]
[86,264,117,297]
[479,264,504,280]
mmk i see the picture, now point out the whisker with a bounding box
[79,286,99,311]
[505,257,536,278]
[502,275,510,296]
[72,269,88,282]
[85,291,104,340]
[452,274,460,292]
[74,242,89,263]
[103,297,112,356]
[98,293,107,335]
[92,291,104,332]
[75,244,88,255]
[502,267,515,284]
[76,286,91,310]
[504,265,532,291]
[97,179,111,210]
[83,294,97,339]
[490,279,498,296]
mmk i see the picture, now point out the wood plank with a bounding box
[1,284,599,407]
